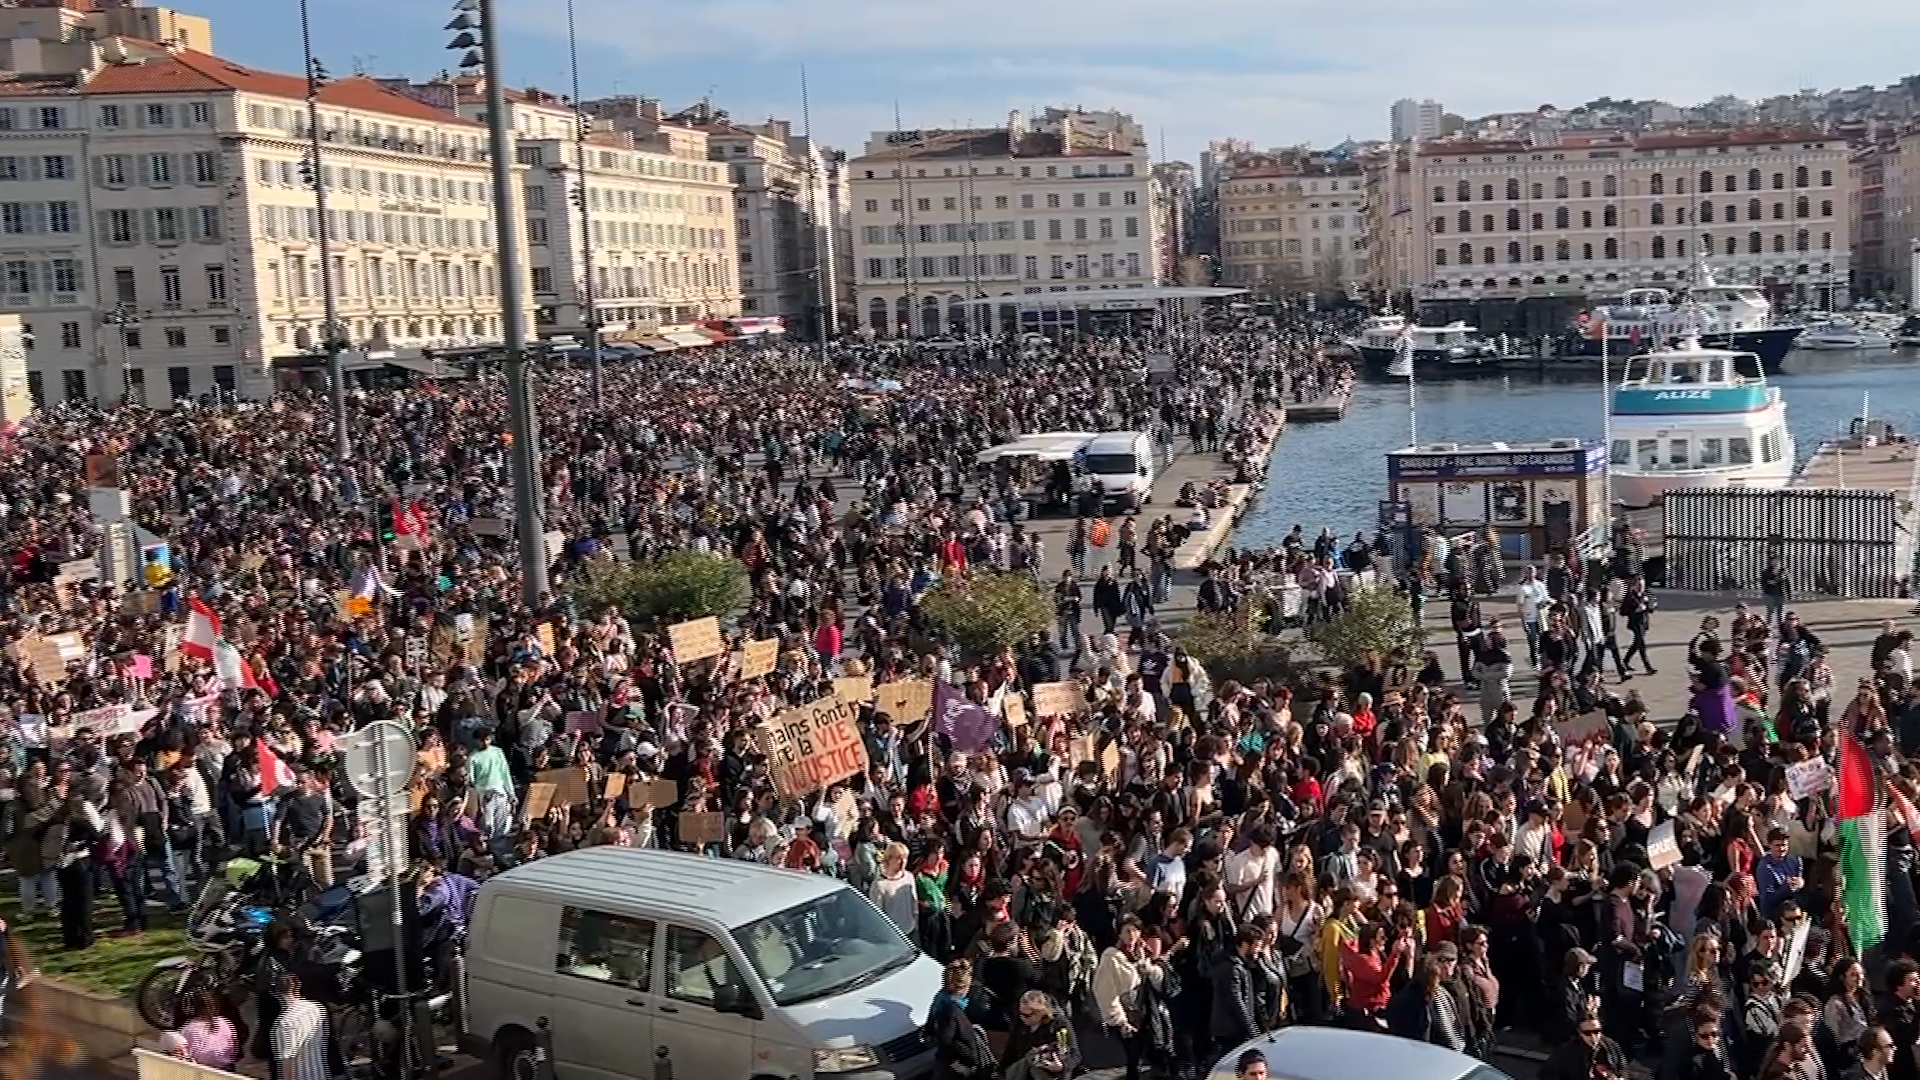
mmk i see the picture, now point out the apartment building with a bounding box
[1215,152,1367,297]
[692,109,847,339]
[1367,127,1852,323]
[0,0,212,73]
[1850,135,1918,303]
[847,108,1161,336]
[1389,98,1444,144]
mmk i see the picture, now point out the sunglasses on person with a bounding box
[1580,1026,1603,1037]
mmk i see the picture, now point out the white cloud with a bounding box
[499,0,1920,156]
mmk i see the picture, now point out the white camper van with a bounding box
[462,848,941,1080]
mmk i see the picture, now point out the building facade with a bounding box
[1850,134,1918,304]
[1215,153,1368,297]
[1367,128,1852,320]
[847,108,1161,336]
[0,41,535,407]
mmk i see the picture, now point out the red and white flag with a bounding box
[213,637,259,692]
[255,740,295,797]
[392,501,431,550]
[180,598,220,661]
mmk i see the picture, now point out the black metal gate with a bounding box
[1663,488,1907,597]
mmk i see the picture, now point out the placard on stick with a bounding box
[738,638,779,679]
[874,678,933,723]
[754,695,870,800]
[679,811,725,846]
[1646,821,1681,870]
[668,616,724,664]
[1032,681,1085,718]
[834,676,872,705]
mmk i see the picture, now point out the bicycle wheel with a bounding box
[331,1003,379,1080]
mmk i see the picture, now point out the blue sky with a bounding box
[204,0,1920,161]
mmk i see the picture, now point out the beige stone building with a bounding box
[1849,134,1919,304]
[1215,152,1367,297]
[847,108,1162,337]
[1366,127,1852,315]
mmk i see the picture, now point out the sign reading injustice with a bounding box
[755,695,870,800]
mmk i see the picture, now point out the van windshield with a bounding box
[735,888,918,1006]
[1081,453,1138,475]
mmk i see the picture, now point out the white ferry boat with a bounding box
[1798,317,1894,351]
[1565,267,1802,372]
[1608,338,1794,508]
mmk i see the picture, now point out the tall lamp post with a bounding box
[297,0,350,461]
[103,304,138,404]
[449,0,549,606]
[563,0,601,406]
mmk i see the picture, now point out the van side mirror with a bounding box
[713,983,760,1019]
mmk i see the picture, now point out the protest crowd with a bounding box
[0,312,1910,1080]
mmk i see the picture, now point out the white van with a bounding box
[1078,430,1155,511]
[462,848,942,1080]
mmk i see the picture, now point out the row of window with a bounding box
[1433,231,1835,267]
[0,106,72,132]
[1612,430,1786,470]
[527,261,730,297]
[97,206,223,246]
[94,152,222,188]
[1225,215,1350,233]
[516,143,724,187]
[1,258,84,298]
[1431,167,1836,203]
[858,189,1140,215]
[861,252,1144,282]
[0,155,71,182]
[254,158,489,205]
[860,161,1139,182]
[862,216,1143,246]
[1432,198,1837,235]
[243,103,489,166]
[264,254,496,305]
[32,366,237,409]
[96,102,214,131]
[259,204,488,251]
[19,319,234,356]
[1223,237,1364,258]
[0,200,77,235]
[107,264,227,310]
[1431,265,1835,293]
[267,315,498,350]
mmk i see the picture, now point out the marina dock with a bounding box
[1282,388,1351,423]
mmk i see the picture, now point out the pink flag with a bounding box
[126,654,153,680]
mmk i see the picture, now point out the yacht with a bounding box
[1609,338,1794,508]
[1563,267,1803,373]
[1893,315,1920,347]
[1797,318,1893,350]
[1346,313,1501,374]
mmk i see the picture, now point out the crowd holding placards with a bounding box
[0,314,1913,1080]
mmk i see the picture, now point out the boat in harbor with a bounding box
[1608,337,1795,508]
[1894,315,1920,347]
[1561,268,1802,373]
[1347,313,1502,374]
[1798,317,1894,350]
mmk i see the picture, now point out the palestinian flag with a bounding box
[1837,723,1887,949]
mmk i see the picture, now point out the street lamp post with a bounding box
[103,304,139,404]
[563,0,601,407]
[297,0,350,461]
[450,0,548,606]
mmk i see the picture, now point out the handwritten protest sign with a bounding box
[1003,694,1027,728]
[1646,821,1680,870]
[1554,711,1611,746]
[738,638,779,679]
[874,679,933,724]
[536,766,593,809]
[1032,681,1085,718]
[535,623,556,656]
[754,695,870,800]
[668,616,724,664]
[833,676,872,705]
[679,811,725,846]
[1786,757,1833,801]
[564,711,602,737]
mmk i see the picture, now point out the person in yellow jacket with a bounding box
[1316,886,1364,1008]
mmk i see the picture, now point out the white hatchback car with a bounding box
[1209,1027,1516,1080]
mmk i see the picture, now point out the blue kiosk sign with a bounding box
[1388,443,1605,481]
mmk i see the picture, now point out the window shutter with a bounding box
[140,208,157,244]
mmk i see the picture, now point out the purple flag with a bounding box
[934,681,999,754]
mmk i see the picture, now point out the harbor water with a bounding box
[1236,348,1920,548]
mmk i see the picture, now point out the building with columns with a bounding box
[1365,127,1851,328]
[846,108,1162,337]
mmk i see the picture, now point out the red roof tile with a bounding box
[84,50,479,126]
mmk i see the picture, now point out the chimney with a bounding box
[1058,111,1074,154]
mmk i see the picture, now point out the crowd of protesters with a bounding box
[0,307,1908,1080]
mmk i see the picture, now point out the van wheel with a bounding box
[494,1027,537,1080]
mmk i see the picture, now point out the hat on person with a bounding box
[634,742,660,758]
[1367,798,1388,813]
[1568,947,1598,965]
[1012,768,1035,788]
[1430,941,1459,959]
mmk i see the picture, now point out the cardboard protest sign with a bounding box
[633,778,678,808]
[833,676,872,705]
[463,615,489,666]
[564,711,602,737]
[18,635,65,686]
[1646,821,1680,870]
[738,638,779,679]
[535,622,556,656]
[523,782,558,821]
[1786,758,1833,801]
[1554,711,1611,746]
[56,558,97,583]
[668,616,724,664]
[874,679,933,723]
[536,766,594,809]
[679,811,725,846]
[1032,681,1085,718]
[603,772,627,803]
[1003,694,1027,728]
[831,791,859,837]
[754,695,870,800]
